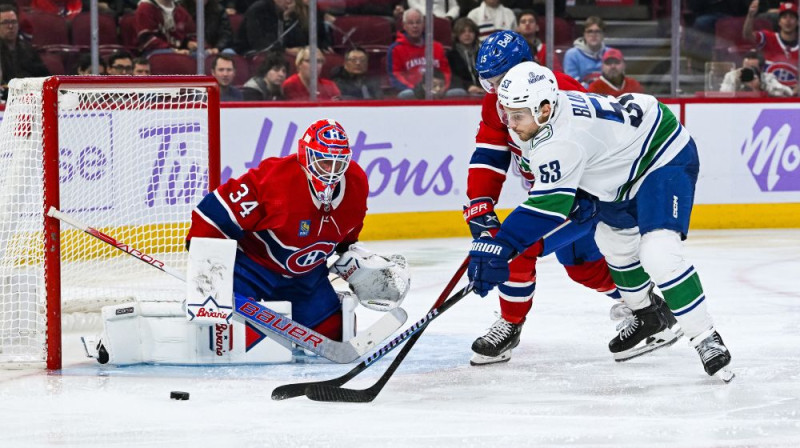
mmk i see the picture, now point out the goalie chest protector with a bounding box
[189,155,369,277]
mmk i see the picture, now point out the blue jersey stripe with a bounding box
[470,146,511,172]
[195,192,244,240]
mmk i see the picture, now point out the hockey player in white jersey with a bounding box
[466,61,733,381]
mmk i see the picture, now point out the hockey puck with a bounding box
[170,391,190,400]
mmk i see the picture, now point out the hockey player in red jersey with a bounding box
[465,31,681,366]
[187,119,409,342]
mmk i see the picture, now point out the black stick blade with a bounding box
[305,385,377,403]
[271,383,309,401]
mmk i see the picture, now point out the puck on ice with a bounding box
[170,391,190,400]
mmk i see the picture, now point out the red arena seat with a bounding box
[331,15,394,49]
[148,53,197,75]
[71,11,121,49]
[25,11,68,47]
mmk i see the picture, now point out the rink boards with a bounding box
[1,98,797,240]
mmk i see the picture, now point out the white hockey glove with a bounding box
[330,244,411,312]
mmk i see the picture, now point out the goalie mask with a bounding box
[297,119,352,207]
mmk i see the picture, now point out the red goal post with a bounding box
[0,76,220,369]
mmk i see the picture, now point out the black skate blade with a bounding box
[613,330,680,362]
[305,385,377,403]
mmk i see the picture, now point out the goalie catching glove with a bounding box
[330,244,411,312]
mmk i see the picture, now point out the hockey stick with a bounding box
[271,256,470,401]
[46,206,407,363]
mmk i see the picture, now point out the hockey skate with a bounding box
[611,289,683,362]
[691,329,734,382]
[470,316,523,366]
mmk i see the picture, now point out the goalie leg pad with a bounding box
[186,237,237,325]
[330,244,411,312]
[92,300,294,365]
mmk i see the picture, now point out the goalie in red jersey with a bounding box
[464,31,682,366]
[187,119,410,342]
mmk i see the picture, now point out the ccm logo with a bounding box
[237,301,324,348]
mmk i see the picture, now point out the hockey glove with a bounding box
[568,192,598,224]
[463,197,500,239]
[468,235,515,297]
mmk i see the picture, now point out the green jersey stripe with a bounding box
[615,104,681,201]
[521,192,574,219]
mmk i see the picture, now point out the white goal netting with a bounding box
[0,77,216,367]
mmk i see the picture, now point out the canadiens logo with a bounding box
[286,241,336,274]
[298,220,311,237]
[316,123,349,150]
[765,62,797,86]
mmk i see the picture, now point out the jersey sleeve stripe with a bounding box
[617,104,683,201]
[193,208,231,239]
[194,191,244,240]
[469,164,507,175]
[470,146,511,172]
[529,187,577,197]
[520,191,574,220]
[476,143,508,151]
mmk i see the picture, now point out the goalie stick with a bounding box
[47,206,407,364]
[271,256,469,401]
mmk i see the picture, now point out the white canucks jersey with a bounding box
[517,90,690,221]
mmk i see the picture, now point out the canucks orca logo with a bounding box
[298,220,311,236]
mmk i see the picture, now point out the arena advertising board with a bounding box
[685,102,800,204]
[219,105,530,214]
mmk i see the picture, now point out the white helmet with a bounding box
[497,61,559,126]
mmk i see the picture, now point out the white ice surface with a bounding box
[1,230,799,448]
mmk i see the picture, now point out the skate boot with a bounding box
[690,329,734,382]
[648,287,684,342]
[609,301,669,362]
[470,316,523,366]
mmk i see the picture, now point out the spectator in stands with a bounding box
[235,0,331,56]
[467,0,516,42]
[136,0,198,56]
[31,0,81,19]
[184,0,235,54]
[516,9,562,72]
[744,0,799,90]
[345,0,403,17]
[752,0,784,28]
[720,50,793,96]
[388,8,453,99]
[106,51,135,75]
[412,68,449,99]
[242,54,287,100]
[242,53,287,100]
[95,0,140,18]
[685,0,749,65]
[0,5,49,98]
[283,46,340,100]
[75,53,107,75]
[447,17,483,95]
[587,48,644,96]
[211,54,244,100]
[563,16,614,88]
[331,47,383,100]
[133,58,152,75]
[405,0,460,21]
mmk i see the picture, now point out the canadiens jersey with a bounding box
[518,91,690,222]
[187,155,369,277]
[467,71,585,203]
[756,30,798,87]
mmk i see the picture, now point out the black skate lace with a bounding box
[616,316,640,340]
[697,337,725,362]
[483,319,513,346]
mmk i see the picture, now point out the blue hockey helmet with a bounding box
[476,31,534,93]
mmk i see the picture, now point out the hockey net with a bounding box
[0,76,220,369]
